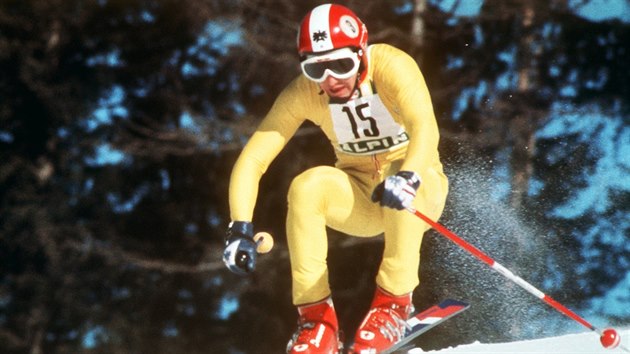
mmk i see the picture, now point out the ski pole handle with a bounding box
[254,232,274,254]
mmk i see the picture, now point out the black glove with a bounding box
[223,221,257,275]
[371,171,421,210]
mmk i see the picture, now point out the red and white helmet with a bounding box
[297,4,368,57]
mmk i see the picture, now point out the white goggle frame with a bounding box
[300,48,360,83]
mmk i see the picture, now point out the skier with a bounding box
[223,3,448,353]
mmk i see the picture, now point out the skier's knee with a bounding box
[288,166,332,205]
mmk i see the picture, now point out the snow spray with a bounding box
[411,148,626,351]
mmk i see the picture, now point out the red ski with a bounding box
[381,299,470,354]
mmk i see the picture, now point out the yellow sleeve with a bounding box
[371,45,441,175]
[229,79,307,222]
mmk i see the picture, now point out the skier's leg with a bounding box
[286,165,382,306]
[351,167,448,353]
[349,206,425,353]
[377,166,448,295]
[286,165,381,353]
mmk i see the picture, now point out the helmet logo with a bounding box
[312,30,328,42]
[339,15,359,39]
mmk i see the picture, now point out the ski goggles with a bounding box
[300,48,361,83]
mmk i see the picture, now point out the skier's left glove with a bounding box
[371,171,421,210]
[223,221,257,275]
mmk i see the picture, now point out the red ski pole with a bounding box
[407,207,628,352]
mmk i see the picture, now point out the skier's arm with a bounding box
[224,86,304,275]
[377,46,440,175]
[229,129,290,222]
[397,62,439,174]
[228,85,305,222]
[370,46,440,210]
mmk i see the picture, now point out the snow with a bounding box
[411,328,630,353]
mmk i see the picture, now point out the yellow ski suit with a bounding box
[229,43,448,305]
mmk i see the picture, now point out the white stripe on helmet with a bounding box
[308,4,334,52]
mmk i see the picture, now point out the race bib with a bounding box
[329,94,408,155]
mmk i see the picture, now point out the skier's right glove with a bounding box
[223,221,257,275]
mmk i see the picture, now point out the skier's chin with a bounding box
[325,86,351,98]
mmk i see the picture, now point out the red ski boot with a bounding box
[349,287,413,354]
[287,297,342,354]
